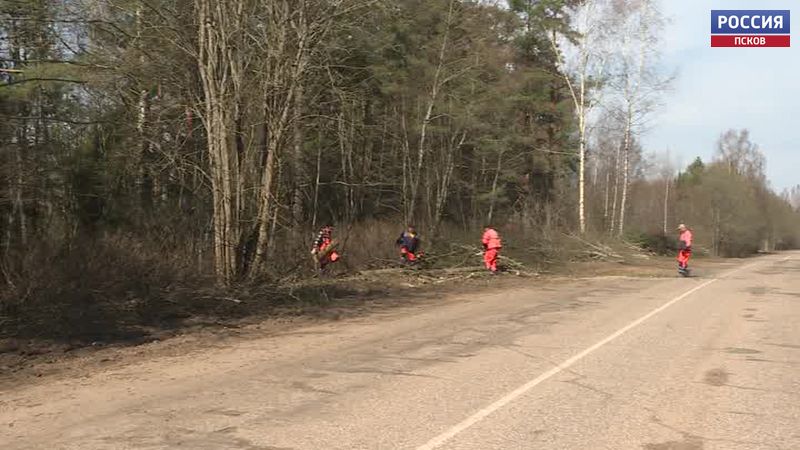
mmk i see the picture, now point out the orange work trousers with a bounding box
[677,249,691,269]
[484,248,499,272]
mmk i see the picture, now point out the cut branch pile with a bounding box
[565,234,623,261]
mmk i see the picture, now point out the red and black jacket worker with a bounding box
[396,226,421,263]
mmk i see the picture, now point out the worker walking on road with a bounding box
[396,225,421,264]
[481,225,502,274]
[677,223,693,277]
[311,224,340,272]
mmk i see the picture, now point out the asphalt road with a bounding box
[2,253,800,449]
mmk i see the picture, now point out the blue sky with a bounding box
[643,0,799,191]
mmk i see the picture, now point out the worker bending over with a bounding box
[311,224,340,272]
[396,225,421,264]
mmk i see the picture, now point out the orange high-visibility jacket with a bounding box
[679,229,693,249]
[482,228,502,250]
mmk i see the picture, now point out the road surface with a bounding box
[2,253,800,449]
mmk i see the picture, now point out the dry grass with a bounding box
[0,223,705,353]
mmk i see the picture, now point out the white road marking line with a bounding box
[416,260,765,450]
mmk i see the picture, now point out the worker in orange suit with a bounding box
[677,223,693,277]
[311,224,340,272]
[481,225,502,274]
[396,225,421,264]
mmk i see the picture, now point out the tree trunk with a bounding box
[249,111,280,278]
[407,0,455,223]
[609,141,621,234]
[487,151,503,224]
[311,127,323,230]
[577,58,587,234]
[433,131,464,236]
[135,5,155,207]
[292,83,305,234]
[14,127,27,246]
[618,116,632,236]
[196,0,243,285]
[248,0,314,279]
[267,160,283,261]
[712,207,721,256]
[662,177,670,234]
[603,170,610,228]
[578,123,586,234]
[400,106,411,223]
[617,0,651,238]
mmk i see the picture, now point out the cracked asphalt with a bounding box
[2,253,799,449]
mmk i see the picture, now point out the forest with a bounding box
[2,0,800,340]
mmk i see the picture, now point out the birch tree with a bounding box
[656,150,675,234]
[403,0,458,225]
[784,185,800,212]
[607,0,668,236]
[547,0,610,234]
